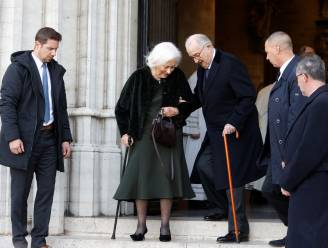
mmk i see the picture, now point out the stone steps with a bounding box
[0,217,287,247]
[0,235,275,248]
[65,217,286,241]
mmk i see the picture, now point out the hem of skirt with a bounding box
[113,194,195,201]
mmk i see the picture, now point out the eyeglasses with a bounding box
[190,45,206,59]
[296,73,307,78]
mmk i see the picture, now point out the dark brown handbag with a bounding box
[151,109,176,180]
[151,110,176,147]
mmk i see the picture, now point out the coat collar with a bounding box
[271,55,300,93]
[286,84,328,137]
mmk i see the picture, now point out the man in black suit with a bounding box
[185,34,265,243]
[0,27,72,248]
[260,31,305,247]
[280,54,328,248]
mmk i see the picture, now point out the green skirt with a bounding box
[114,85,195,200]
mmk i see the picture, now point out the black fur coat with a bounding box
[115,66,193,140]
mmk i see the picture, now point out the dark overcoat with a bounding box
[191,50,265,190]
[0,51,72,172]
[280,85,328,248]
[259,56,306,191]
[115,66,193,140]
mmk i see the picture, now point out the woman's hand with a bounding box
[121,134,134,147]
[162,107,179,117]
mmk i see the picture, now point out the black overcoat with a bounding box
[115,66,193,140]
[259,56,306,190]
[0,51,72,172]
[191,50,265,190]
[280,85,328,248]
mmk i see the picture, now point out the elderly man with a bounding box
[259,31,306,247]
[185,34,265,243]
[280,54,328,248]
[0,27,72,248]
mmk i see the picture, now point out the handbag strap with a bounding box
[151,125,174,181]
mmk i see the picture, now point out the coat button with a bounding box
[276,119,280,124]
[295,93,299,96]
[274,97,280,102]
[281,161,286,168]
[278,139,283,144]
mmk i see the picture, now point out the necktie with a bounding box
[276,70,281,82]
[42,63,50,123]
[203,69,209,92]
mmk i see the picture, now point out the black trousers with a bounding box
[195,144,249,233]
[262,169,289,226]
[10,130,57,248]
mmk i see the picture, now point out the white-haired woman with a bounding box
[114,42,195,242]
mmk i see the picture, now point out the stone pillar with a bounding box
[66,0,138,217]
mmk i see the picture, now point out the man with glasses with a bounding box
[185,34,265,243]
[280,54,328,248]
[259,31,306,247]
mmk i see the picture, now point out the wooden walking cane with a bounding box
[223,131,240,243]
[111,137,131,239]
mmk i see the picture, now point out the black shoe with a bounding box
[130,228,148,241]
[269,237,286,247]
[203,213,227,221]
[217,231,249,243]
[159,234,171,242]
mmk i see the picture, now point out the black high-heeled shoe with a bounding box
[130,228,148,241]
[159,233,171,242]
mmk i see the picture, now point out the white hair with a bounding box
[185,34,212,48]
[146,42,182,68]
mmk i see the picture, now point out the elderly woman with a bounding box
[114,42,195,242]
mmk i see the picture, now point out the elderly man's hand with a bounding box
[222,123,236,136]
[281,188,290,197]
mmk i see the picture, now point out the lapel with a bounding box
[270,55,299,95]
[285,85,328,137]
[47,61,62,104]
[28,53,45,99]
[203,50,222,94]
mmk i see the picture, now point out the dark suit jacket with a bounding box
[259,55,306,190]
[280,85,328,248]
[191,50,265,189]
[0,50,72,172]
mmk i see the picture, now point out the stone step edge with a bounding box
[0,235,275,248]
[64,217,287,240]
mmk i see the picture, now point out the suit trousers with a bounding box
[195,143,249,233]
[262,167,289,226]
[10,129,57,248]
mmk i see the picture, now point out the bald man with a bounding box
[259,31,306,247]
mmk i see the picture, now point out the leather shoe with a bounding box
[159,234,171,242]
[130,228,148,241]
[203,213,227,221]
[217,231,249,243]
[269,237,286,247]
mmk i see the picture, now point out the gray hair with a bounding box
[266,31,293,51]
[146,42,181,68]
[296,54,326,82]
[185,34,212,48]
